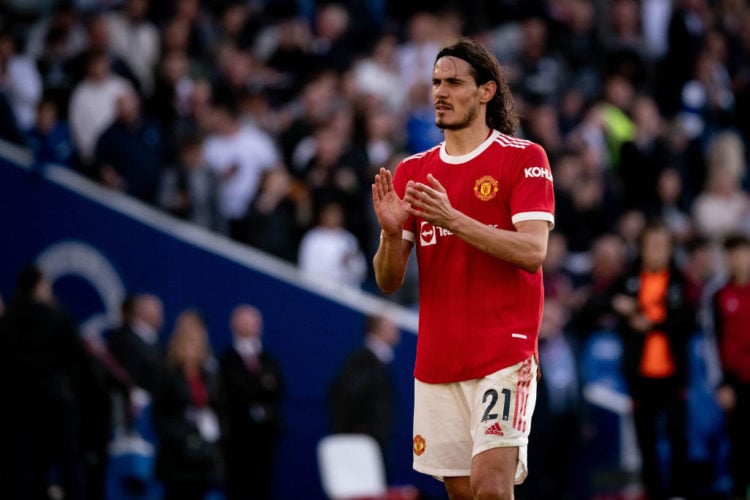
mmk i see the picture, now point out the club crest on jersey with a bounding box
[474,175,499,201]
[413,434,426,456]
[420,221,437,246]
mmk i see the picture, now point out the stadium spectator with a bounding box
[93,87,166,204]
[352,32,408,113]
[25,97,79,169]
[159,134,223,232]
[652,166,693,244]
[692,130,750,245]
[713,233,750,500]
[106,293,165,408]
[517,297,586,500]
[68,49,132,165]
[396,12,441,96]
[105,0,160,97]
[66,11,141,91]
[607,221,694,499]
[329,315,400,473]
[243,167,302,262]
[202,90,286,241]
[24,0,88,62]
[0,265,99,500]
[298,199,367,289]
[153,309,225,500]
[0,29,42,131]
[617,95,672,214]
[310,3,355,72]
[219,304,284,500]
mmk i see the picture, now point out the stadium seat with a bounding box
[317,434,418,500]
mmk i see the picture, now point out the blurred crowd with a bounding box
[1,0,750,498]
[0,0,748,294]
[0,265,286,500]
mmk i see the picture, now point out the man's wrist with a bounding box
[380,229,402,241]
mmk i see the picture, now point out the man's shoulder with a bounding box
[401,143,442,164]
[491,132,537,151]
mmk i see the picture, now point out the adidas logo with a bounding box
[485,422,503,436]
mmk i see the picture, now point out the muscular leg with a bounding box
[444,447,518,500]
[445,476,472,500]
[470,446,518,500]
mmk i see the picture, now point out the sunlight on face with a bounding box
[432,56,481,131]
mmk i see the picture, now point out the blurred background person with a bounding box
[328,315,400,474]
[713,233,750,500]
[0,265,100,500]
[219,304,284,500]
[517,298,585,500]
[0,28,42,132]
[608,220,695,499]
[104,0,160,98]
[202,90,287,242]
[692,130,750,247]
[68,49,132,166]
[152,309,225,500]
[106,292,165,417]
[159,133,224,232]
[25,97,79,169]
[92,87,165,204]
[298,199,367,289]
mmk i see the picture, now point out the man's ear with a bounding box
[479,80,497,104]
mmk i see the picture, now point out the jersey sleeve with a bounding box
[509,143,555,228]
[392,160,417,242]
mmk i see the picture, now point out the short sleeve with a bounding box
[392,160,417,242]
[509,143,555,228]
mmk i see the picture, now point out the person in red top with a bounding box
[714,233,750,499]
[372,38,554,499]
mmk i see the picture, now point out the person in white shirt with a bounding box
[0,30,42,131]
[105,0,160,96]
[202,94,285,240]
[68,49,132,164]
[298,200,367,288]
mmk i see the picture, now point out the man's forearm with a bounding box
[448,214,548,273]
[373,233,410,294]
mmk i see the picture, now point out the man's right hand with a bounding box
[372,167,409,237]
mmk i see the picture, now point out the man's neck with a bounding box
[443,125,492,156]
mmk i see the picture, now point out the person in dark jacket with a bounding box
[106,293,164,396]
[152,309,225,500]
[0,265,99,500]
[92,87,165,204]
[218,304,284,500]
[608,220,695,499]
[328,315,400,473]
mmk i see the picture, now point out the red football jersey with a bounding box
[714,281,750,383]
[393,131,555,383]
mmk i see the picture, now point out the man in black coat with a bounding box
[106,293,164,397]
[218,304,284,500]
[0,265,101,500]
[328,315,400,473]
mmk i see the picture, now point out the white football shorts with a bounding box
[412,356,538,484]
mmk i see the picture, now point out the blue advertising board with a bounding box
[0,144,446,499]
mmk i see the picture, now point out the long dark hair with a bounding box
[435,38,519,135]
